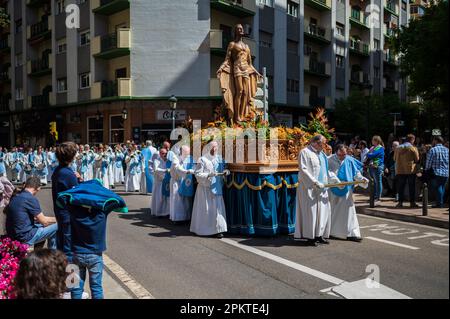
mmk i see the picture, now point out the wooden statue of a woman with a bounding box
[217,24,261,124]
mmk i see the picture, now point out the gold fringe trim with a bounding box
[226,173,299,191]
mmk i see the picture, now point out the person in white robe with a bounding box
[46,147,58,183]
[77,145,95,181]
[150,148,170,217]
[32,146,48,185]
[22,148,35,182]
[142,141,158,194]
[169,145,196,223]
[328,145,368,242]
[94,146,110,189]
[5,147,22,183]
[190,141,230,238]
[295,135,341,246]
[113,146,125,185]
[106,146,115,189]
[125,148,143,192]
[0,147,6,178]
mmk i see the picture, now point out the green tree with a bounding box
[0,7,9,29]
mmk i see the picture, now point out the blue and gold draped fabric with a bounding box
[224,172,298,236]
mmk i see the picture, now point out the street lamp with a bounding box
[95,109,101,121]
[122,107,128,120]
[169,95,177,131]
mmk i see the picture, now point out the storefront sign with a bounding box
[157,110,187,121]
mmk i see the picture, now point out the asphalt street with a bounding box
[5,186,447,299]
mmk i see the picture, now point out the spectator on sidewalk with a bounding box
[366,136,385,203]
[394,134,420,208]
[385,141,400,200]
[51,142,80,260]
[4,177,57,249]
[14,249,68,299]
[359,140,369,165]
[425,136,449,208]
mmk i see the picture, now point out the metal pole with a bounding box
[369,175,375,208]
[172,111,175,132]
[393,113,397,137]
[422,183,428,216]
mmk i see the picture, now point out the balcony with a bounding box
[27,17,52,42]
[26,0,50,8]
[28,55,52,77]
[383,78,399,92]
[92,28,130,59]
[30,94,50,109]
[383,24,396,38]
[305,0,332,12]
[350,71,370,86]
[0,99,11,113]
[384,51,399,65]
[0,35,11,53]
[0,65,11,82]
[304,23,331,45]
[350,39,370,56]
[209,29,256,57]
[350,9,369,30]
[304,93,331,108]
[385,1,399,16]
[210,0,256,18]
[91,78,131,100]
[304,56,331,77]
[92,0,130,16]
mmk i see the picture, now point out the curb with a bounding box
[356,207,449,229]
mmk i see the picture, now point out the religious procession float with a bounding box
[184,24,335,237]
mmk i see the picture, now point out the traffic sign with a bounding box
[432,129,441,136]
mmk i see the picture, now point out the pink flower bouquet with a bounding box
[0,237,29,299]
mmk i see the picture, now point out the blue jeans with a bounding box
[431,176,448,206]
[71,253,104,299]
[369,165,384,200]
[26,223,58,249]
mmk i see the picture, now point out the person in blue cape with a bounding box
[56,178,127,299]
[0,146,6,178]
[46,147,58,183]
[151,147,170,217]
[142,140,158,194]
[190,140,230,238]
[328,144,369,242]
[169,145,196,223]
[23,147,35,182]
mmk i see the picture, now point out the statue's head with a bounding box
[234,24,245,39]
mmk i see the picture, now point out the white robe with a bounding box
[125,155,143,192]
[294,146,336,240]
[107,151,115,187]
[5,152,20,182]
[190,155,227,236]
[33,153,48,185]
[169,155,193,222]
[94,154,110,189]
[328,155,361,239]
[113,152,125,184]
[150,156,169,216]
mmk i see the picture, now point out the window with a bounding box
[15,54,23,67]
[401,0,407,11]
[56,0,65,15]
[287,1,299,18]
[410,6,418,14]
[374,39,380,50]
[79,30,90,46]
[336,55,344,68]
[87,116,104,145]
[79,73,91,89]
[287,79,299,93]
[259,31,273,48]
[110,115,125,144]
[374,67,380,78]
[336,45,345,56]
[15,20,22,34]
[336,23,345,37]
[258,0,274,7]
[57,78,67,93]
[287,40,298,55]
[57,38,67,54]
[15,88,24,101]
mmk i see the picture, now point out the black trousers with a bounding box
[397,174,416,203]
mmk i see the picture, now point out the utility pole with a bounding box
[390,112,401,137]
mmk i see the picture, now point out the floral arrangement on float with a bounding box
[185,107,334,162]
[0,236,29,299]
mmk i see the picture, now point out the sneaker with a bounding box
[61,292,90,299]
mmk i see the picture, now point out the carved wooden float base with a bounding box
[227,161,299,174]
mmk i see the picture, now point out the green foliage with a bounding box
[0,7,9,29]
[301,108,335,141]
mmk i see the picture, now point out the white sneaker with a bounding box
[61,291,90,299]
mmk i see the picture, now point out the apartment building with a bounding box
[0,0,409,146]
[409,0,429,19]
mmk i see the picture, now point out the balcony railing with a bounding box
[93,28,130,59]
[101,33,118,52]
[0,36,10,51]
[304,23,330,43]
[101,80,119,98]
[210,0,256,18]
[31,57,50,73]
[350,40,370,56]
[30,18,50,39]
[309,95,326,108]
[305,0,332,11]
[351,72,362,83]
[91,78,131,99]
[308,59,326,75]
[0,70,9,81]
[92,0,130,15]
[385,1,398,15]
[384,51,398,64]
[350,9,369,28]
[31,94,50,108]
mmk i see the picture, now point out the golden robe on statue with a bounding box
[217,40,260,123]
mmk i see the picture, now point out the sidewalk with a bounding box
[354,193,449,229]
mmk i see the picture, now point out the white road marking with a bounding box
[220,238,344,285]
[220,238,412,299]
[365,237,420,250]
[103,254,154,299]
[359,215,449,233]
[408,232,447,240]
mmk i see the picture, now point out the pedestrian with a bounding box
[51,142,80,260]
[294,135,340,246]
[5,176,57,249]
[366,135,385,203]
[328,144,368,242]
[124,146,143,192]
[14,249,68,299]
[385,141,400,200]
[425,136,449,208]
[394,134,420,208]
[358,140,369,164]
[190,141,229,238]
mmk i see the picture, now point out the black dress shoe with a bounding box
[395,202,403,208]
[216,233,224,238]
[316,237,330,244]
[410,203,419,208]
[347,237,363,242]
